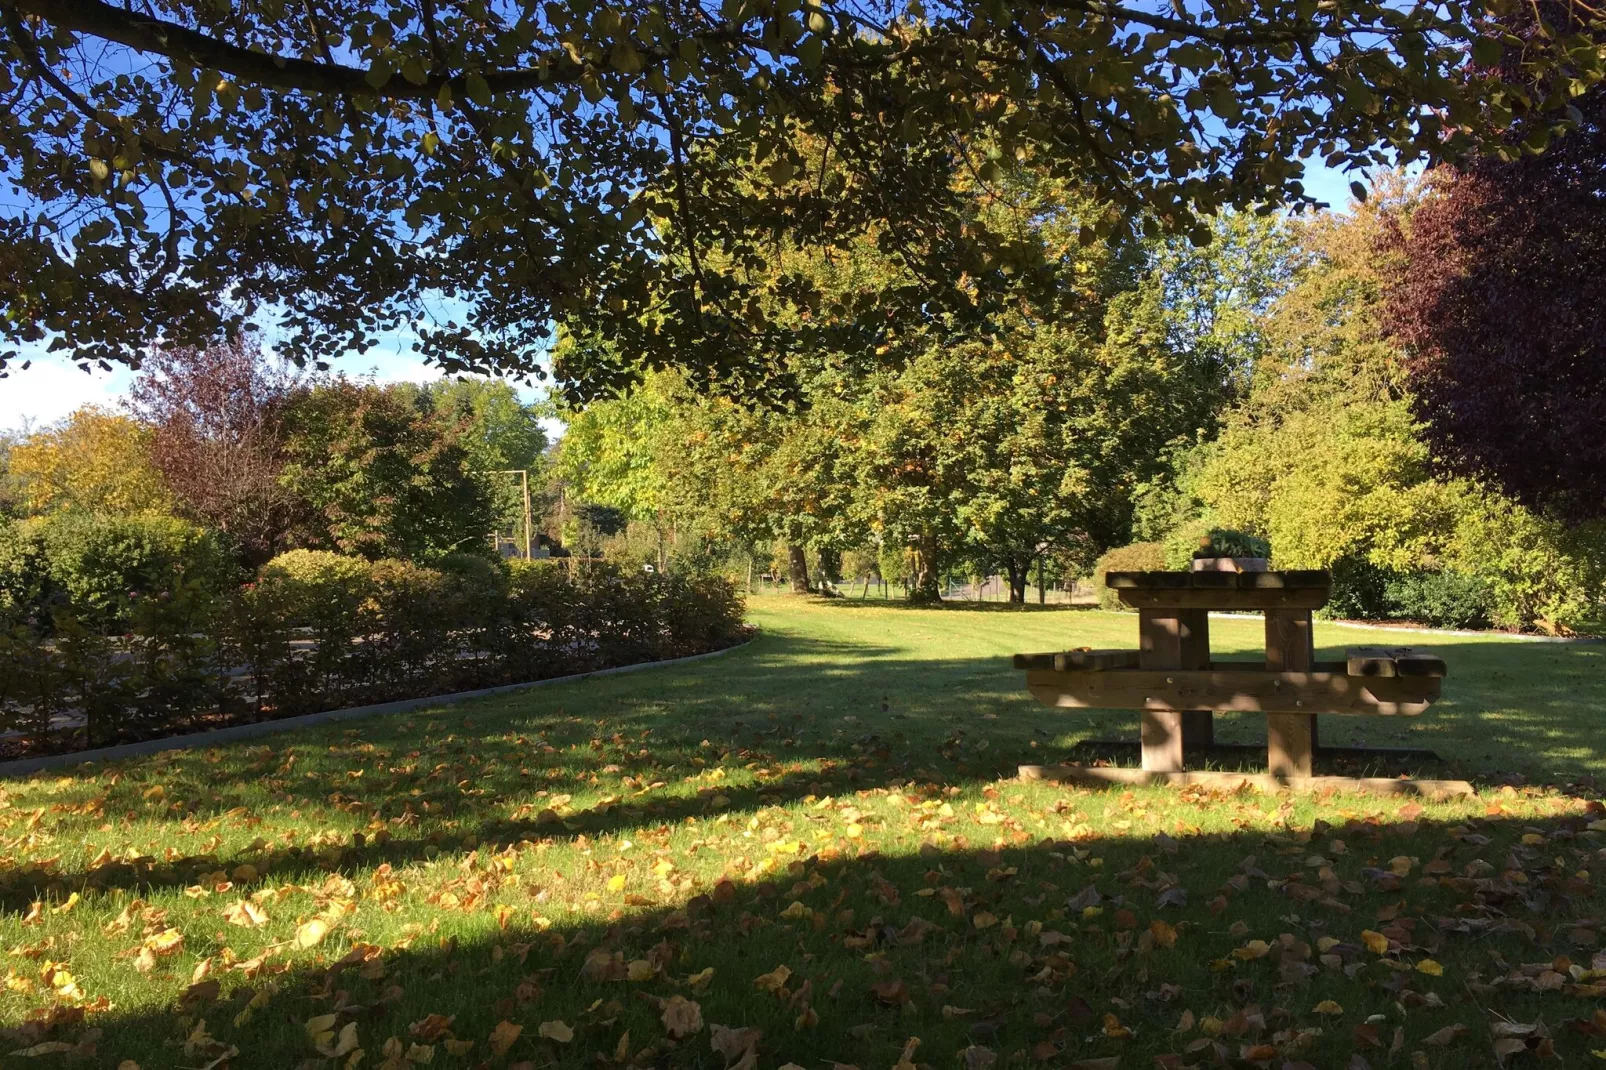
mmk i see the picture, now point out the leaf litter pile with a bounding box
[0,694,1604,1068]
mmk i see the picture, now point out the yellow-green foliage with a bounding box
[1092,541,1164,610]
[6,406,174,516]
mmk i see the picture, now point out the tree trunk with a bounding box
[1037,557,1046,604]
[1005,558,1029,603]
[787,544,812,593]
[816,546,841,584]
[907,533,943,604]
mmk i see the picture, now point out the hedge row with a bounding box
[0,541,749,754]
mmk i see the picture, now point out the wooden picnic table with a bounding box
[1012,569,1459,794]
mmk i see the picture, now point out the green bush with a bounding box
[0,521,48,624]
[31,513,234,627]
[1093,541,1165,610]
[1319,556,1394,621]
[1384,569,1492,630]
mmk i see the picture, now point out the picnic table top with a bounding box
[1104,569,1331,590]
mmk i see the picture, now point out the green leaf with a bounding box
[465,72,492,106]
[365,59,394,89]
[1349,180,1367,203]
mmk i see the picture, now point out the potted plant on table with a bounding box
[1191,528,1270,572]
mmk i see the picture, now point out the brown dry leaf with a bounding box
[710,1024,763,1063]
[489,1020,525,1055]
[409,1014,454,1041]
[870,979,910,1006]
[662,995,703,1038]
[962,1047,997,1070]
[1149,919,1178,949]
[1422,1024,1468,1046]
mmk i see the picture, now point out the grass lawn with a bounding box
[1,597,1602,1069]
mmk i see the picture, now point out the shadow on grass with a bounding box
[10,803,1604,1068]
[5,630,1604,913]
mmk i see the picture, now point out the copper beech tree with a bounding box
[2,0,1600,398]
[1384,6,1606,522]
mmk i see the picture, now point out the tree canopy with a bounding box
[3,0,1600,397]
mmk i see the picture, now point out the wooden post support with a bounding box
[1265,609,1316,777]
[1137,609,1214,769]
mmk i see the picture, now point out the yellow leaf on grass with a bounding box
[627,959,656,982]
[117,1062,142,1070]
[537,1020,572,1044]
[307,1013,339,1047]
[1416,958,1444,976]
[296,918,330,949]
[754,965,792,992]
[1361,930,1390,955]
[687,967,714,989]
[607,874,628,892]
[223,900,269,927]
[51,892,80,914]
[1233,940,1270,960]
[1313,1000,1344,1015]
[490,1020,525,1055]
[972,912,998,930]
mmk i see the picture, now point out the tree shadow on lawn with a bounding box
[11,802,1605,1069]
[3,632,1601,912]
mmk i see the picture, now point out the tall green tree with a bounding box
[278,380,494,561]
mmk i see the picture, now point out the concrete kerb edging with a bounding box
[1205,611,1601,644]
[0,638,757,780]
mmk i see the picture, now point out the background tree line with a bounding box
[554,170,1606,634]
[1,339,549,612]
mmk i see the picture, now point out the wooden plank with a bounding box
[1115,588,1332,610]
[1017,764,1474,799]
[1345,647,1448,678]
[1012,649,1141,672]
[1265,609,1316,777]
[1023,668,1440,716]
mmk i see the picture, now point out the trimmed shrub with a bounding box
[1,557,749,753]
[32,513,234,627]
[1384,569,1492,630]
[1093,541,1165,610]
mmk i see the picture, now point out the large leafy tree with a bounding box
[2,0,1594,397]
[278,379,494,559]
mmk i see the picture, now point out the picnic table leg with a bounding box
[1265,608,1316,777]
[1138,609,1212,771]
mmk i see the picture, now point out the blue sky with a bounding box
[0,164,1365,433]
